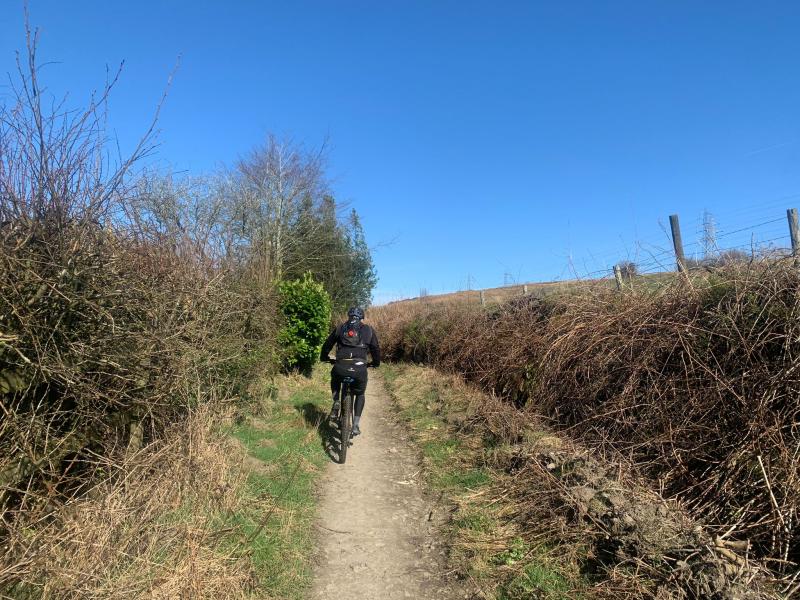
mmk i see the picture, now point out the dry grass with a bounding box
[1,408,255,599]
[373,259,800,593]
[390,278,614,307]
[384,364,779,599]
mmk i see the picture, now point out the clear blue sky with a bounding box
[3,2,800,303]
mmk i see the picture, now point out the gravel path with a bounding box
[310,371,470,600]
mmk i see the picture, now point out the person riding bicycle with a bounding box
[320,306,380,437]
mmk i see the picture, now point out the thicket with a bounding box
[0,28,375,594]
[385,365,774,598]
[0,36,277,594]
[372,261,800,588]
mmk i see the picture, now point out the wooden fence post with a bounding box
[669,214,686,273]
[522,284,528,295]
[613,265,623,291]
[788,208,800,261]
[127,415,143,456]
[479,290,485,306]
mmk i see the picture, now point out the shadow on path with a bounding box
[296,402,344,464]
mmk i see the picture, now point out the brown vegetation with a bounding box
[386,365,776,598]
[0,20,379,594]
[388,277,614,307]
[0,27,276,595]
[372,260,800,592]
[2,409,253,599]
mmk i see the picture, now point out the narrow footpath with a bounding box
[310,372,470,600]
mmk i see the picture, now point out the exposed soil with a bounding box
[310,372,471,600]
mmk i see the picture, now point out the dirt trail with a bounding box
[310,372,469,600]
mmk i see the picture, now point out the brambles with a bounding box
[372,260,800,587]
[384,365,777,598]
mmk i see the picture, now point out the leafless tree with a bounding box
[233,135,328,282]
[0,17,164,230]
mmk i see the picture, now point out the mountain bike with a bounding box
[328,358,371,464]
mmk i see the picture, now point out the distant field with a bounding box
[387,271,678,306]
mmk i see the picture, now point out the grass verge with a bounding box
[225,367,332,600]
[381,364,586,600]
[0,369,333,600]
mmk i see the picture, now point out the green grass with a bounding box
[500,562,572,600]
[435,466,491,491]
[225,367,331,600]
[452,509,497,534]
[393,384,491,495]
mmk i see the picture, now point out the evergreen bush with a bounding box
[277,273,332,373]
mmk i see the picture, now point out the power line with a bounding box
[688,194,800,225]
[553,205,796,284]
[714,217,785,239]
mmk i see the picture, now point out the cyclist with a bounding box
[320,306,381,437]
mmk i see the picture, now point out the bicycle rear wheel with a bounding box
[339,388,353,464]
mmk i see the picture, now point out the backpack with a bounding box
[338,319,367,349]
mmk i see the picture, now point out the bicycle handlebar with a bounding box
[323,357,376,368]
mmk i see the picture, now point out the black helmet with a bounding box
[347,306,364,321]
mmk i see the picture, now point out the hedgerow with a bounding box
[372,261,800,588]
[0,26,356,595]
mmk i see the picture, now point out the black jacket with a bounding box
[320,322,381,366]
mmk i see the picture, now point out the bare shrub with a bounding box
[715,248,752,265]
[616,260,638,280]
[372,260,800,587]
[0,22,276,593]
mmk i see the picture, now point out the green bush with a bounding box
[277,273,332,374]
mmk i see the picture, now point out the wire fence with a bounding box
[569,201,798,283]
[391,200,800,306]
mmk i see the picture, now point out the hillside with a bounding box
[387,272,678,306]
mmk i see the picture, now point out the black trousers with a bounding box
[331,363,368,417]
